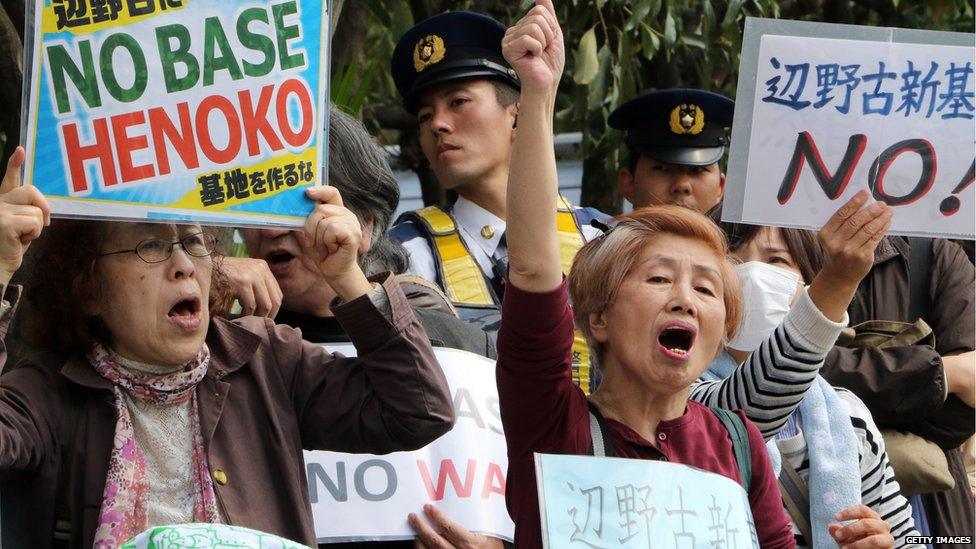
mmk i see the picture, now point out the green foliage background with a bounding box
[0,1,971,214]
[330,0,974,214]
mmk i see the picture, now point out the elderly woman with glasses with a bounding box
[0,147,453,548]
[497,3,893,548]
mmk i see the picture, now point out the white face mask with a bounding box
[727,261,801,353]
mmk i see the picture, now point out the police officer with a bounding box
[609,88,733,212]
[388,10,606,392]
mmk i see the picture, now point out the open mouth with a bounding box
[657,324,696,359]
[168,296,201,318]
[167,295,202,331]
[266,251,296,265]
[265,250,297,274]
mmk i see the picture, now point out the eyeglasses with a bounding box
[99,232,219,264]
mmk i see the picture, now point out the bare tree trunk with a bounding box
[823,0,854,23]
[331,0,368,64]
[329,0,344,40]
[0,0,23,41]
[580,154,622,215]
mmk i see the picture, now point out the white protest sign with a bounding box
[724,18,974,239]
[304,345,513,544]
[534,453,758,549]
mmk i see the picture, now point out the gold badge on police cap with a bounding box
[413,35,446,72]
[669,104,705,135]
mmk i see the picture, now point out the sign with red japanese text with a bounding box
[724,18,974,239]
[304,345,513,544]
[535,453,758,548]
[22,0,329,227]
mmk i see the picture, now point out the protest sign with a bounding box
[534,453,758,549]
[304,344,514,544]
[123,523,310,549]
[22,0,330,227]
[724,18,975,239]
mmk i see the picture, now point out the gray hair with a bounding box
[327,106,409,275]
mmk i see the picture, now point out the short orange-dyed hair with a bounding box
[568,205,742,363]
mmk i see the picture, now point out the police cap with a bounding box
[392,11,520,113]
[608,88,734,166]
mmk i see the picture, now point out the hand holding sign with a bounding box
[502,0,564,95]
[808,190,891,322]
[818,190,892,285]
[302,186,373,302]
[409,505,505,549]
[0,147,51,287]
[828,504,894,548]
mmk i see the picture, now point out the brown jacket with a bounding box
[0,275,454,548]
[820,236,974,543]
[822,237,974,447]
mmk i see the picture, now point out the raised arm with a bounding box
[696,191,891,439]
[271,185,452,452]
[0,147,54,474]
[806,190,891,323]
[502,0,564,293]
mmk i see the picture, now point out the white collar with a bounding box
[452,197,506,257]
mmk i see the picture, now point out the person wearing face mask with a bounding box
[708,222,922,548]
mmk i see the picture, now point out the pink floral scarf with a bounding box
[89,344,220,548]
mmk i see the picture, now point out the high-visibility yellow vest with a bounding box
[413,197,594,394]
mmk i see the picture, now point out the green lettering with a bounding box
[47,41,101,115]
[99,33,148,103]
[272,1,305,71]
[203,16,244,86]
[156,24,200,93]
[237,8,276,77]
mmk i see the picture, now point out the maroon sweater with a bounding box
[496,279,795,548]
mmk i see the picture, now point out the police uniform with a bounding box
[389,11,608,393]
[608,88,735,166]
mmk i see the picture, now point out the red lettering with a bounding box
[416,459,476,501]
[196,95,242,164]
[111,111,155,183]
[276,77,313,148]
[480,462,506,499]
[940,162,975,216]
[61,118,116,193]
[868,139,937,207]
[57,78,318,193]
[240,85,284,156]
[149,103,200,175]
[777,132,867,204]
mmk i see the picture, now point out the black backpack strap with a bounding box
[907,237,933,323]
[711,408,752,493]
[586,401,614,457]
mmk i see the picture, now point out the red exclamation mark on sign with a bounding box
[940,161,975,216]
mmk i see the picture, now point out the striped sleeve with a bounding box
[837,389,922,548]
[690,287,847,439]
